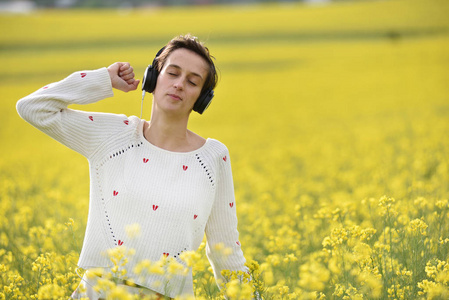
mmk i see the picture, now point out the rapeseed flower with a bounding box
[125,223,142,239]
[3,1,449,299]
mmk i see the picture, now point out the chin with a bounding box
[159,105,190,117]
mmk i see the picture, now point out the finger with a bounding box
[120,69,133,78]
[119,62,130,71]
[122,79,139,92]
[120,66,133,76]
[121,72,135,81]
[131,79,140,90]
[125,78,135,85]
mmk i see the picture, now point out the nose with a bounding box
[173,78,184,90]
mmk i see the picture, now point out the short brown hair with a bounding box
[156,34,218,93]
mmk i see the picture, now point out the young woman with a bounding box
[17,34,248,299]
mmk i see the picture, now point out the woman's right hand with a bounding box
[107,62,140,92]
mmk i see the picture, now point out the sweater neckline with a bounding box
[137,119,211,155]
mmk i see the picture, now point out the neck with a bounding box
[145,105,191,152]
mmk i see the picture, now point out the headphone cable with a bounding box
[140,90,146,119]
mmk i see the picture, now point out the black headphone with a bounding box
[142,47,214,114]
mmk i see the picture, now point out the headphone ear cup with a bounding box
[142,65,159,93]
[193,89,214,114]
[143,46,166,93]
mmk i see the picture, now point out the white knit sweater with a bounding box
[17,68,247,298]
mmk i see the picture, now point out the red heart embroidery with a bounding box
[223,156,227,162]
[229,202,234,208]
[124,120,129,125]
[43,86,48,89]
[194,215,198,220]
[163,252,169,258]
[81,73,87,78]
[113,190,118,196]
[183,165,188,171]
[153,205,158,211]
[143,158,149,163]
[88,116,93,121]
[236,241,240,246]
[118,240,124,246]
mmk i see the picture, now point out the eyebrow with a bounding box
[167,64,204,80]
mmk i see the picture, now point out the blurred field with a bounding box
[1,0,449,298]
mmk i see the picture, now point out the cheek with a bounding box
[155,75,164,88]
[189,89,202,103]
[153,76,166,95]
[191,83,204,98]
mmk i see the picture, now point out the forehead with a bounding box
[164,48,209,78]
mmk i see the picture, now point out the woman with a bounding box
[17,34,248,299]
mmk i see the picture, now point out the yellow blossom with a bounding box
[125,223,141,239]
[407,218,428,236]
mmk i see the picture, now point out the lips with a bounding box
[168,93,182,101]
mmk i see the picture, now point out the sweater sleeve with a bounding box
[205,147,248,287]
[16,68,128,159]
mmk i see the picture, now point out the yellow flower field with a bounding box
[1,0,448,298]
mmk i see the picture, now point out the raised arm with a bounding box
[17,64,139,158]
